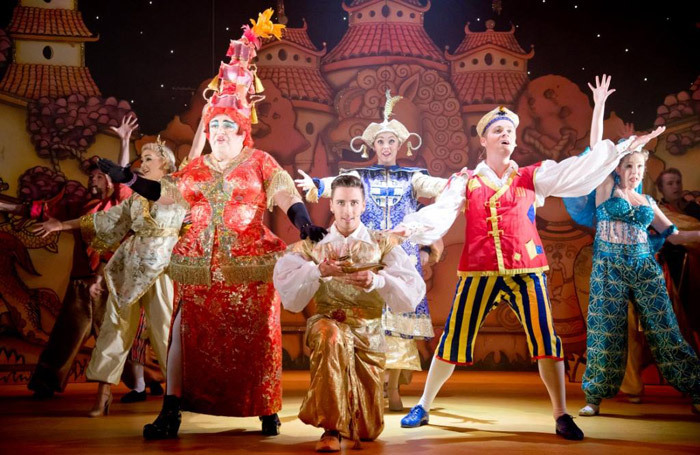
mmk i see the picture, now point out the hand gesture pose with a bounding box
[587,74,616,105]
[111,114,138,141]
[627,126,666,151]
[295,170,315,193]
[32,217,63,237]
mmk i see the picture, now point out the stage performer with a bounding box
[22,116,135,398]
[395,75,665,440]
[563,111,700,419]
[35,137,182,417]
[295,90,446,411]
[274,174,425,451]
[97,9,326,439]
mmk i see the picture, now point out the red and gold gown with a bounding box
[160,147,298,417]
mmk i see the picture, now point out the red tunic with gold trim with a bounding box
[460,163,548,275]
[160,147,298,417]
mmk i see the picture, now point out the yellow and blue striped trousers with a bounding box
[436,272,563,365]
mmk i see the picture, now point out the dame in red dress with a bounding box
[98,9,325,439]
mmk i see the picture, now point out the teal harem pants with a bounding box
[582,254,700,405]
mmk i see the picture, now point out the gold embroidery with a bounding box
[457,266,550,277]
[305,184,320,203]
[161,176,189,209]
[79,213,96,246]
[264,169,299,211]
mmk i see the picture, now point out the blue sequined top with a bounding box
[594,188,665,259]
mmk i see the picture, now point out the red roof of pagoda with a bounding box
[323,22,445,66]
[345,0,429,12]
[257,66,333,106]
[7,6,97,41]
[261,20,326,56]
[0,63,101,100]
[448,21,533,59]
[451,71,528,105]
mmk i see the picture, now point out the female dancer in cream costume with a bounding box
[34,136,184,417]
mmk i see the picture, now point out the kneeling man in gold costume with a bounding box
[274,174,425,451]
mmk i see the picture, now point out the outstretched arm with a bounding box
[394,170,468,244]
[588,74,615,150]
[295,170,360,202]
[110,115,138,167]
[535,127,665,205]
[32,217,80,237]
[650,202,700,245]
[98,159,171,204]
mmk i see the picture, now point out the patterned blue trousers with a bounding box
[582,254,700,405]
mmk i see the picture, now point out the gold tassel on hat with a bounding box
[406,143,413,156]
[254,73,265,94]
[250,106,259,124]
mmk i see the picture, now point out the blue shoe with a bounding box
[401,405,429,428]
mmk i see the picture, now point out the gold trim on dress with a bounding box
[264,169,300,211]
[305,184,320,203]
[161,176,189,209]
[80,213,120,254]
[168,262,212,286]
[79,213,96,246]
[456,266,550,277]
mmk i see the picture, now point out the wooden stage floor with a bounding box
[1,371,698,454]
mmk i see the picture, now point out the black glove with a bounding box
[97,158,162,201]
[287,202,328,242]
[98,158,133,183]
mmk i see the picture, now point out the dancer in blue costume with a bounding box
[296,90,446,411]
[564,78,700,417]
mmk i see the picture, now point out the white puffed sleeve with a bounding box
[534,138,634,207]
[273,252,321,313]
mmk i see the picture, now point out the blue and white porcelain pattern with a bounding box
[349,165,434,340]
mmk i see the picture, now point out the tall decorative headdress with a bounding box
[349,90,422,159]
[203,8,284,140]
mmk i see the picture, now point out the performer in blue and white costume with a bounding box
[563,79,700,417]
[296,90,446,411]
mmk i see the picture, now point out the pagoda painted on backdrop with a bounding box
[0,0,100,100]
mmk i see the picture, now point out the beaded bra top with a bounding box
[594,185,655,257]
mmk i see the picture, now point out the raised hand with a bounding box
[32,217,63,237]
[110,114,138,141]
[628,126,666,151]
[294,170,315,193]
[587,74,616,105]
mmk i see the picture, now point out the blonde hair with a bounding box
[141,142,176,173]
[620,149,649,165]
